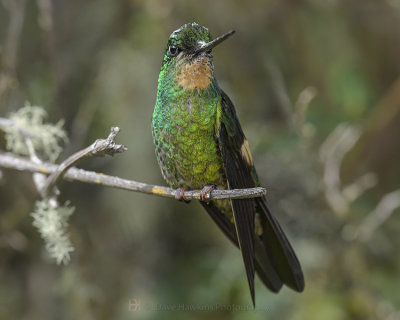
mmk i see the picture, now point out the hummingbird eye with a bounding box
[168,45,179,57]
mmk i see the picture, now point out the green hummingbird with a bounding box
[152,22,304,304]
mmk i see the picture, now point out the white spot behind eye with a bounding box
[170,27,182,39]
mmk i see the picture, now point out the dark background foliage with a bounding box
[1,1,400,319]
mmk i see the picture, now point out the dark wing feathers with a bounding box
[213,90,304,301]
[217,91,257,305]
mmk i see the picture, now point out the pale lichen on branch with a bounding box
[31,199,75,264]
[0,105,67,162]
[0,105,72,264]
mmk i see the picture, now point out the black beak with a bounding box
[194,30,235,54]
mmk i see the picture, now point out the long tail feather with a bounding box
[231,199,256,305]
[256,198,304,292]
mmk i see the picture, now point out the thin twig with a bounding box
[0,152,267,200]
[41,127,126,197]
[356,189,400,242]
[319,123,363,217]
[293,86,317,132]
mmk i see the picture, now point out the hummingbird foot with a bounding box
[200,184,216,202]
[175,188,191,203]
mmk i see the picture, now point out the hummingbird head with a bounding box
[160,23,235,91]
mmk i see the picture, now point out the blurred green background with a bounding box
[1,0,400,319]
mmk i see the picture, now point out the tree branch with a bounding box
[41,126,126,197]
[0,152,266,200]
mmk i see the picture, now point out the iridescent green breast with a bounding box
[152,83,226,189]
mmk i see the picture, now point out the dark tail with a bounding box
[201,198,304,296]
[255,197,304,292]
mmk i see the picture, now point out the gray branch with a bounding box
[0,152,266,200]
[41,126,126,197]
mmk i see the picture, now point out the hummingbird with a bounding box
[152,22,304,304]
